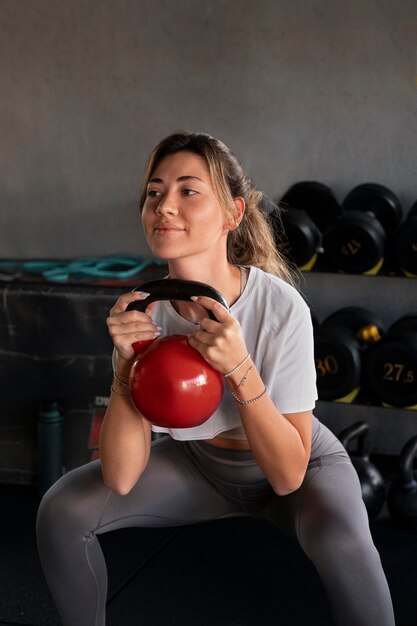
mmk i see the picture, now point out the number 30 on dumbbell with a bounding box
[314,307,383,402]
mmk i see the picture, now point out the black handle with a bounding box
[399,435,417,488]
[126,279,229,320]
[338,421,371,460]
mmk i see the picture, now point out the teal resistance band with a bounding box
[0,255,165,282]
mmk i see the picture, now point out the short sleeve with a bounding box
[260,292,318,414]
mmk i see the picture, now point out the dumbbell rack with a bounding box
[302,271,416,456]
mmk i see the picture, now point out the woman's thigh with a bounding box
[38,436,241,541]
[98,436,244,533]
[261,451,369,549]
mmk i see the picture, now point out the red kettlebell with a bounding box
[126,279,228,429]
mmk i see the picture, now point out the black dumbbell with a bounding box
[393,200,417,277]
[322,183,402,274]
[387,435,417,531]
[338,421,385,521]
[365,313,417,408]
[269,181,342,270]
[315,307,384,402]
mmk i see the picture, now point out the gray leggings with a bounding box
[36,427,395,626]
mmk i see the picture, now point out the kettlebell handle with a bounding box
[399,435,417,489]
[338,421,371,460]
[126,279,229,320]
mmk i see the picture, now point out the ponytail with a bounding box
[227,188,297,287]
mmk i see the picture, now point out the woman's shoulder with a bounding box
[237,266,313,340]
[248,266,308,309]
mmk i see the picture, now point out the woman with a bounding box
[37,132,395,625]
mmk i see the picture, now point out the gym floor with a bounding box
[1,456,416,626]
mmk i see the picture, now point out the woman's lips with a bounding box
[154,224,185,233]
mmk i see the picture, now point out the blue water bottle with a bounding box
[38,402,65,495]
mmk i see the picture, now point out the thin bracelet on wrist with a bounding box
[114,372,129,387]
[230,386,268,405]
[110,385,131,397]
[224,353,251,378]
[236,364,253,388]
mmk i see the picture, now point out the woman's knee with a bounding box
[304,513,377,567]
[37,461,109,544]
[297,462,374,560]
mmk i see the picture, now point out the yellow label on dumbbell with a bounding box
[364,257,384,276]
[381,401,417,411]
[401,267,417,278]
[335,387,361,404]
[299,253,318,272]
[358,324,381,345]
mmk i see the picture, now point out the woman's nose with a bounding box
[156,195,178,215]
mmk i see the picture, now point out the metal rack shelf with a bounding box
[315,400,417,456]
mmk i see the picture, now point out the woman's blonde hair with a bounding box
[139,132,296,286]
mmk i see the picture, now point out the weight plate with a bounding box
[409,200,417,219]
[389,314,417,335]
[342,183,402,233]
[280,181,342,233]
[321,306,384,336]
[279,209,322,267]
[315,328,362,400]
[394,215,417,276]
[322,212,385,273]
[365,331,417,407]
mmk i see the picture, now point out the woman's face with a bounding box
[141,150,234,263]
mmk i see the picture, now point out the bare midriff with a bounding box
[203,436,251,450]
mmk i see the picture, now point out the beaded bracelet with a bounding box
[224,353,251,378]
[230,386,268,405]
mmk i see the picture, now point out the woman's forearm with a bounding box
[100,361,152,495]
[226,360,312,495]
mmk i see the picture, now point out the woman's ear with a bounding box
[234,197,245,225]
[225,197,245,230]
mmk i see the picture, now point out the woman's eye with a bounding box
[182,189,197,196]
[147,189,161,198]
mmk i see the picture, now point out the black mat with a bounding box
[105,519,334,626]
[1,480,416,626]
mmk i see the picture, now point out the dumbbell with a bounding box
[269,181,342,270]
[365,313,417,408]
[322,183,402,274]
[314,307,384,402]
[338,421,385,521]
[393,200,417,277]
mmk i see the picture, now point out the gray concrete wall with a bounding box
[1,0,416,259]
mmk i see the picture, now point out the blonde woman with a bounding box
[37,132,395,626]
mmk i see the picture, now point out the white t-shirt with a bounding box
[145,266,318,441]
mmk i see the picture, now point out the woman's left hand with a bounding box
[187,296,249,374]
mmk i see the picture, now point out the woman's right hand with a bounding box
[106,291,160,362]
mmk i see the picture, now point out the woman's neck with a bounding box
[167,259,243,317]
